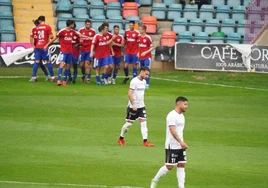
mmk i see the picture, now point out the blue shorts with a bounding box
[93,56,109,68]
[140,58,151,68]
[72,56,79,65]
[59,52,72,64]
[80,52,91,62]
[107,55,113,65]
[113,56,121,66]
[34,48,50,61]
[124,54,138,64]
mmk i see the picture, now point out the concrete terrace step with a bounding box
[14,3,53,11]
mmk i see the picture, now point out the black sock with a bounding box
[143,139,147,142]
[119,136,124,140]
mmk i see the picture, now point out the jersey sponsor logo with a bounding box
[126,38,136,42]
[64,37,73,41]
[139,44,147,47]
[99,42,107,46]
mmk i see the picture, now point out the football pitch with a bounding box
[0,68,268,188]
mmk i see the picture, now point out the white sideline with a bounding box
[151,77,268,92]
[0,180,144,188]
[0,75,267,92]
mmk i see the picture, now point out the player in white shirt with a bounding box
[150,96,189,188]
[117,67,154,147]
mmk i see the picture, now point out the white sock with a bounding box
[177,167,185,188]
[152,165,169,182]
[140,121,148,140]
[120,122,132,138]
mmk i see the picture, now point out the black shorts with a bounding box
[165,149,187,165]
[126,107,147,121]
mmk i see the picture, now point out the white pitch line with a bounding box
[151,77,268,92]
[0,180,144,188]
[0,75,268,92]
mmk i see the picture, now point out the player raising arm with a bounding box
[44,20,90,86]
[30,15,56,82]
[150,96,189,188]
[117,67,154,147]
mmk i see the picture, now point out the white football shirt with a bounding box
[128,77,146,108]
[165,110,185,149]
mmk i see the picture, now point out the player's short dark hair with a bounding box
[98,25,104,32]
[176,96,188,103]
[66,19,75,27]
[38,16,45,22]
[73,23,76,30]
[102,22,109,27]
[113,25,119,29]
[139,66,150,72]
[129,21,135,25]
[33,19,39,26]
[141,25,147,31]
[85,19,91,24]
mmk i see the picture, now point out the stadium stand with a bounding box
[216,5,230,20]
[141,16,157,34]
[177,31,192,42]
[122,2,139,18]
[160,31,176,47]
[183,4,198,20]
[199,4,214,21]
[167,4,182,20]
[226,32,242,44]
[89,1,105,18]
[109,16,123,31]
[163,0,176,7]
[172,18,187,34]
[220,19,235,35]
[188,19,203,33]
[210,31,225,43]
[204,19,220,34]
[194,32,209,43]
[151,3,166,20]
[106,2,121,18]
[140,0,153,6]
[13,0,55,42]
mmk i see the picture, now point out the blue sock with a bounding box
[96,75,101,83]
[113,69,118,79]
[32,62,39,77]
[133,68,138,77]
[104,73,109,79]
[102,73,105,79]
[63,70,69,81]
[124,68,129,77]
[108,73,112,78]
[73,73,77,81]
[87,74,91,79]
[58,68,63,81]
[40,64,48,76]
[47,63,54,77]
[146,75,150,85]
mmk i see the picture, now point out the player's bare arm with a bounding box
[90,44,95,58]
[128,89,137,111]
[141,46,156,57]
[169,126,188,150]
[106,35,116,45]
[44,36,58,50]
[30,36,35,48]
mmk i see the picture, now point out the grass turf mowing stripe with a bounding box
[0,180,145,188]
[1,75,268,92]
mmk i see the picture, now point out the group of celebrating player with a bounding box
[29,15,154,88]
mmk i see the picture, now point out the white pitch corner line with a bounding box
[0,75,267,92]
[0,180,145,188]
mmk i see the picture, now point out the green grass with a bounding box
[0,68,268,188]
